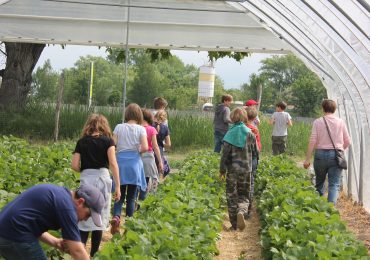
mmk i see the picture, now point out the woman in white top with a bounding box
[110,103,148,234]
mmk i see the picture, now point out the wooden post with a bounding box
[54,72,65,142]
[257,83,263,111]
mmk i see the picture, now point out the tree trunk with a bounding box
[0,42,45,109]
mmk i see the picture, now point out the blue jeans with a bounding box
[314,149,342,204]
[214,130,226,153]
[138,177,149,201]
[0,236,47,260]
[113,184,138,217]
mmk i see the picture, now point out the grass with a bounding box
[0,104,311,157]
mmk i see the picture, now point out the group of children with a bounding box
[70,95,292,255]
[219,98,292,231]
[71,97,171,257]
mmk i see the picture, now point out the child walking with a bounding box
[139,108,163,200]
[153,97,168,124]
[111,103,148,234]
[245,106,261,217]
[220,107,257,230]
[269,101,292,155]
[154,110,171,177]
[71,114,121,257]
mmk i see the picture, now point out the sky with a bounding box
[36,45,273,89]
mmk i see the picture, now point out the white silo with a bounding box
[198,65,215,104]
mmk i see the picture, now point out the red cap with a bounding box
[245,100,259,106]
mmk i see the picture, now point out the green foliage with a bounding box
[255,54,327,116]
[290,75,327,117]
[0,103,312,155]
[168,110,213,149]
[97,151,225,259]
[207,51,250,62]
[0,135,78,208]
[255,156,369,259]
[241,73,276,111]
[30,59,59,102]
[259,54,308,97]
[128,62,164,107]
[106,48,172,64]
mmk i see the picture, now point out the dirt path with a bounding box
[215,204,262,260]
[337,192,370,252]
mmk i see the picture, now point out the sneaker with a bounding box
[110,216,120,235]
[237,212,246,230]
[222,223,236,231]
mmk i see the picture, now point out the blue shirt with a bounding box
[0,184,81,243]
[154,122,170,148]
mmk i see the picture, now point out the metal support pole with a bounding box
[359,127,365,205]
[343,99,361,201]
[122,0,130,121]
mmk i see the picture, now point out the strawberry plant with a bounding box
[255,156,369,259]
[97,151,225,259]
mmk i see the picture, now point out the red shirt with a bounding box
[246,123,261,151]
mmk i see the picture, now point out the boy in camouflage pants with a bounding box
[220,107,257,230]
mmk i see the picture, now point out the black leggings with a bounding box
[79,230,103,257]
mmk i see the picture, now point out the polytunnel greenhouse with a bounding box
[0,0,369,211]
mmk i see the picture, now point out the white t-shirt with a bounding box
[113,123,147,152]
[271,111,292,136]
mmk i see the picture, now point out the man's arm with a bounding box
[39,232,63,251]
[63,240,89,260]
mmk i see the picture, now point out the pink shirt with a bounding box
[309,115,350,150]
[144,125,158,152]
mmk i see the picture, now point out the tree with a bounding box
[242,74,276,111]
[128,59,164,107]
[31,59,59,102]
[290,75,327,116]
[241,73,262,101]
[62,56,130,106]
[0,42,45,109]
[259,54,308,100]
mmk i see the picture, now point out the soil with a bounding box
[337,192,370,252]
[215,204,262,260]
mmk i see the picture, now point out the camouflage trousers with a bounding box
[226,170,252,228]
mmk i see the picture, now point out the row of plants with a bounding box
[96,151,225,259]
[254,156,368,259]
[0,135,81,258]
[0,135,78,209]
